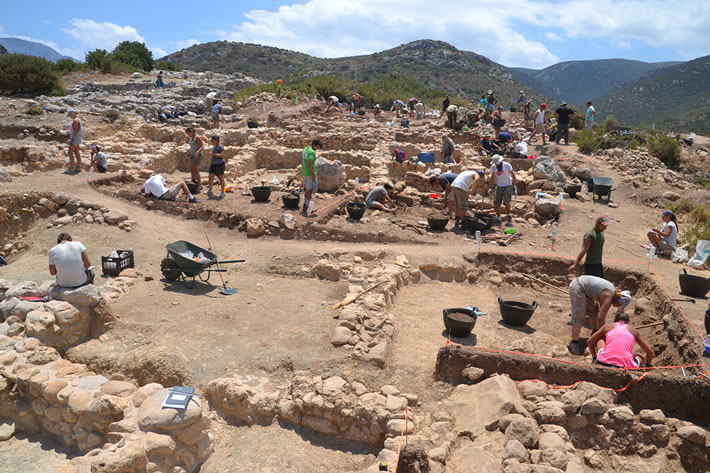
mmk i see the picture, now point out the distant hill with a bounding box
[595,55,710,134]
[0,37,75,62]
[161,40,547,107]
[508,59,680,107]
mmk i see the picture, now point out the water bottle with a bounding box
[354,177,360,189]
[475,230,482,247]
[551,224,558,248]
[88,168,93,178]
[307,200,315,216]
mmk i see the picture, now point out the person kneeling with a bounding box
[366,182,397,213]
[143,174,198,203]
[588,312,654,369]
[49,233,94,288]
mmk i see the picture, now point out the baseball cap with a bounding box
[67,109,76,116]
[540,103,547,109]
[429,176,438,185]
[561,101,567,106]
[596,215,611,226]
[660,210,674,217]
[617,290,632,308]
[211,135,219,140]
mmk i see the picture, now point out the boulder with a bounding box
[137,389,203,431]
[677,425,706,444]
[443,375,528,436]
[331,326,352,346]
[0,421,15,441]
[533,156,565,182]
[448,443,501,473]
[535,198,560,216]
[24,310,56,337]
[50,284,102,307]
[279,213,297,231]
[315,157,345,192]
[104,209,129,225]
[5,281,39,299]
[0,169,11,183]
[505,417,540,448]
[53,192,69,205]
[246,218,265,238]
[64,199,80,215]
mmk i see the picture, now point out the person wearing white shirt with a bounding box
[48,233,94,288]
[489,155,517,227]
[142,174,198,203]
[647,209,678,253]
[451,169,485,226]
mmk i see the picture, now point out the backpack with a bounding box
[401,118,410,128]
[394,149,406,163]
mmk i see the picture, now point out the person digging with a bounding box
[489,155,517,227]
[587,311,654,369]
[430,172,459,216]
[450,170,485,228]
[365,182,397,213]
[301,139,322,216]
[567,275,632,355]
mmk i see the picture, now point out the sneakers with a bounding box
[494,216,502,225]
[567,340,585,356]
[206,190,216,199]
[506,214,513,226]
[188,196,199,204]
[219,191,225,200]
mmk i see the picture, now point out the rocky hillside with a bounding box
[596,55,710,134]
[509,59,680,107]
[161,40,546,107]
[0,37,74,62]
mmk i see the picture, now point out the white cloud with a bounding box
[545,32,563,42]
[614,40,632,51]
[172,38,200,50]
[151,46,168,58]
[216,0,558,67]
[62,19,144,51]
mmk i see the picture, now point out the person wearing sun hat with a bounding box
[569,214,610,278]
[567,274,632,355]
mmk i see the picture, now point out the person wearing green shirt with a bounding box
[302,139,322,215]
[569,215,610,279]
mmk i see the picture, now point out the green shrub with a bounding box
[569,106,585,130]
[576,129,602,154]
[0,44,7,55]
[25,106,41,116]
[603,115,619,132]
[648,131,680,168]
[156,61,182,72]
[102,109,120,123]
[111,41,153,72]
[668,200,694,214]
[85,49,108,70]
[694,176,710,189]
[54,58,87,75]
[691,205,710,223]
[0,54,64,95]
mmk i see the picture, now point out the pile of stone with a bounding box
[596,148,693,191]
[207,371,418,446]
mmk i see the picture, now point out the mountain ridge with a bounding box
[0,37,75,62]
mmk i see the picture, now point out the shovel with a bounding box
[671,298,696,304]
[204,232,238,295]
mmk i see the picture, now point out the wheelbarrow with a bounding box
[160,240,245,289]
[592,176,614,202]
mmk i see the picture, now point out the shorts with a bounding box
[494,185,513,206]
[189,152,203,167]
[160,185,180,201]
[69,138,82,146]
[584,263,604,279]
[97,164,107,173]
[212,112,220,123]
[585,121,594,130]
[304,176,317,191]
[659,238,675,251]
[596,350,641,369]
[209,163,225,175]
[534,123,545,133]
[569,279,588,327]
[366,199,378,209]
[446,192,455,202]
[452,187,469,210]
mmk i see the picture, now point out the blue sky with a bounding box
[2,0,709,68]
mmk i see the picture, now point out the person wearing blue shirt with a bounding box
[430,172,459,215]
[585,101,596,130]
[211,100,223,129]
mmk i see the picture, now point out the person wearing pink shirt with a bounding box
[587,312,654,369]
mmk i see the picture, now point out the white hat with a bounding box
[618,290,632,308]
[491,156,503,166]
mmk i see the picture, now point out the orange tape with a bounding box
[392,407,408,473]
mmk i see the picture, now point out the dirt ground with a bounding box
[0,433,76,473]
[2,89,710,472]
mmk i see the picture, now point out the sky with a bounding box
[1,0,709,69]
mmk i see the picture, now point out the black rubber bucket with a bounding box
[499,298,538,327]
[251,186,272,202]
[185,180,200,194]
[346,202,366,220]
[282,193,300,209]
[705,304,710,335]
[427,213,449,231]
[443,307,478,337]
[247,121,259,129]
[679,269,710,298]
[564,184,582,198]
[464,215,488,233]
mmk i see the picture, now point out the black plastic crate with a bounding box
[101,250,134,276]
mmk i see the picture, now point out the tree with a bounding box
[0,54,64,95]
[85,49,108,70]
[111,41,153,72]
[0,44,7,55]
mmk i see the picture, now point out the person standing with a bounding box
[48,233,94,288]
[491,106,506,137]
[529,103,548,145]
[211,100,223,129]
[302,139,322,215]
[523,99,532,125]
[585,101,596,130]
[489,155,517,227]
[441,134,456,164]
[66,110,82,174]
[450,170,485,227]
[569,215,610,278]
[442,95,450,114]
[554,102,574,145]
[567,275,631,355]
[414,101,425,119]
[517,90,526,111]
[350,93,363,112]
[446,103,458,129]
[206,135,226,199]
[185,127,204,190]
[156,71,165,88]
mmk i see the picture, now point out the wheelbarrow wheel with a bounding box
[160,258,181,281]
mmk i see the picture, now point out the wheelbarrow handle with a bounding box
[204,269,227,272]
[217,259,246,264]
